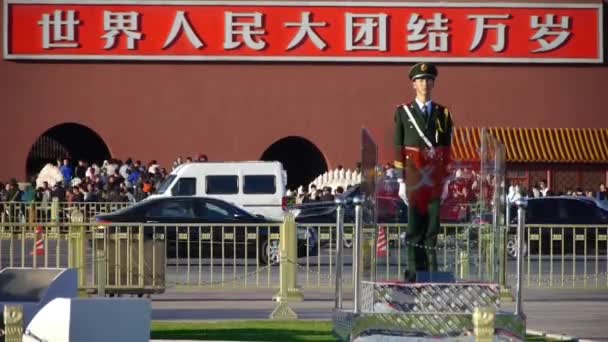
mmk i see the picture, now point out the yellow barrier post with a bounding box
[359,230,376,281]
[3,304,23,342]
[69,209,88,297]
[27,204,35,225]
[483,226,493,281]
[96,248,107,296]
[270,213,303,319]
[473,306,495,342]
[50,198,59,223]
[499,224,514,301]
[459,250,469,280]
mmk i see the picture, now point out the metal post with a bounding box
[50,197,59,223]
[334,198,345,310]
[500,200,514,301]
[473,306,496,341]
[495,144,506,286]
[505,202,511,233]
[479,128,487,222]
[3,304,23,342]
[515,199,527,316]
[459,250,469,279]
[96,249,107,297]
[492,184,500,283]
[270,213,303,319]
[69,209,86,295]
[353,196,363,314]
[505,202,511,282]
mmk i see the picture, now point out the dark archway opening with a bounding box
[25,123,111,181]
[261,136,328,191]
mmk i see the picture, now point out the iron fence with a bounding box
[0,201,130,224]
[1,220,606,291]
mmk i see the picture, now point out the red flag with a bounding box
[403,146,451,214]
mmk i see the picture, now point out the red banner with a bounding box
[3,1,603,63]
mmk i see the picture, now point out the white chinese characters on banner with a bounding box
[102,11,143,50]
[468,14,511,52]
[284,12,328,51]
[163,11,204,49]
[224,12,266,50]
[407,13,450,52]
[31,8,579,55]
[38,10,80,49]
[345,13,388,51]
[530,14,571,53]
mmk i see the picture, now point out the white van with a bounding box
[148,161,288,220]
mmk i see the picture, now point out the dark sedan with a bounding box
[293,183,469,224]
[293,185,408,224]
[96,196,317,264]
[506,196,608,258]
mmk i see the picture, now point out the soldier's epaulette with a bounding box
[397,102,417,110]
[434,102,450,119]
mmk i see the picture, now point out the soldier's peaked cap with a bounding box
[409,62,438,81]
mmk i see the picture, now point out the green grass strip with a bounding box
[151,320,336,341]
[151,320,571,341]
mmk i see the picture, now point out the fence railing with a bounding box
[1,219,606,292]
[516,224,608,288]
[1,200,131,224]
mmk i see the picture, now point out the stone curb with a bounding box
[152,332,596,342]
[527,329,598,342]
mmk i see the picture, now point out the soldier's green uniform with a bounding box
[393,62,454,282]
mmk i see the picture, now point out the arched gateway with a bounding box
[26,123,111,180]
[261,136,328,191]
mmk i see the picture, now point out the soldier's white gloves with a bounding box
[398,178,407,205]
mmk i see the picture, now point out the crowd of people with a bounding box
[0,154,209,205]
[506,180,607,204]
[1,157,607,209]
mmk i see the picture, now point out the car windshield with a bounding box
[155,175,176,194]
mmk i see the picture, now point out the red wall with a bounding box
[1,1,607,181]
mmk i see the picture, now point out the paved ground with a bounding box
[150,287,608,341]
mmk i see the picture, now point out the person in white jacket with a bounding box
[507,183,522,203]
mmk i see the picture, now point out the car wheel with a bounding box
[260,239,280,266]
[507,234,527,259]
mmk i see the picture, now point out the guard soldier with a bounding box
[393,62,454,282]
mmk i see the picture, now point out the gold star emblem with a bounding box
[421,63,428,72]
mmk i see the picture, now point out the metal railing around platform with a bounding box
[297,223,499,287]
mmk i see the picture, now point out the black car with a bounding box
[292,185,408,248]
[95,196,317,264]
[506,196,608,257]
[294,185,408,224]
